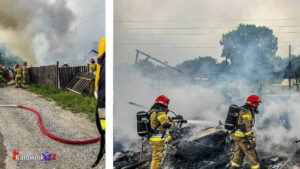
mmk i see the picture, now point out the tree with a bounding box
[287,55,300,79]
[177,56,227,77]
[220,24,278,81]
[0,44,23,67]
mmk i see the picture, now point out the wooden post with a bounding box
[56,61,59,89]
[135,50,139,65]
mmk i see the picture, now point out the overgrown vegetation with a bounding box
[24,85,97,122]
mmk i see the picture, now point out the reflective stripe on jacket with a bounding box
[234,109,254,138]
[89,63,96,72]
[149,134,172,141]
[149,109,174,142]
[22,66,27,75]
[14,68,21,77]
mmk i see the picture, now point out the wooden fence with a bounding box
[28,63,88,89]
[59,66,88,89]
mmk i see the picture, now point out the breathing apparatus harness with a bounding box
[136,103,186,140]
[134,102,185,167]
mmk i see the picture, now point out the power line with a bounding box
[121,25,300,30]
[116,18,300,23]
[117,32,300,36]
[116,46,218,48]
[115,42,300,47]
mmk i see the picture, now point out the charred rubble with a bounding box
[114,125,300,169]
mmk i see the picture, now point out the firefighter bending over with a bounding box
[14,63,21,88]
[230,95,262,169]
[22,61,27,84]
[148,95,182,169]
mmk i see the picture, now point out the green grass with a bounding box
[23,85,97,122]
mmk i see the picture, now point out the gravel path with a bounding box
[0,87,105,169]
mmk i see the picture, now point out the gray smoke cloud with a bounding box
[114,65,228,151]
[0,0,105,66]
[114,62,300,156]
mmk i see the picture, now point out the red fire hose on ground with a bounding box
[1,105,101,144]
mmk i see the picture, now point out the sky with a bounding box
[0,0,105,66]
[114,0,300,66]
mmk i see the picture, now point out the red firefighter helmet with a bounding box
[246,95,262,107]
[15,63,19,68]
[0,64,2,68]
[90,58,95,63]
[23,61,27,66]
[155,95,170,106]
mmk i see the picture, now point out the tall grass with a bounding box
[24,85,97,121]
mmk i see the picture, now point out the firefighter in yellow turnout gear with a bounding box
[0,65,3,87]
[230,95,262,169]
[148,95,176,169]
[89,58,96,73]
[14,64,21,88]
[22,61,27,84]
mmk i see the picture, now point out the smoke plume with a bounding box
[0,0,104,66]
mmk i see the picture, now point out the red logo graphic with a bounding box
[12,149,20,161]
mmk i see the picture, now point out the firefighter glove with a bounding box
[247,138,256,149]
[162,123,172,129]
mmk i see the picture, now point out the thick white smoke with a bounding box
[255,97,300,155]
[114,65,229,150]
[114,63,300,156]
[0,0,104,66]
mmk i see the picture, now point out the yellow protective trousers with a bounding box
[15,75,21,87]
[231,136,260,169]
[149,140,164,169]
[22,66,27,84]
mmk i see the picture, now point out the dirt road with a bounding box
[0,87,105,169]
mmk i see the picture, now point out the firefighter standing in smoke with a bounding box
[88,58,96,94]
[230,95,261,169]
[148,95,182,169]
[0,64,3,87]
[89,58,96,73]
[14,63,21,88]
[22,61,27,85]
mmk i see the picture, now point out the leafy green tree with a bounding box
[177,56,227,77]
[220,24,278,81]
[0,44,23,67]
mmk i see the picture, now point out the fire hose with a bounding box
[129,101,217,126]
[0,105,101,144]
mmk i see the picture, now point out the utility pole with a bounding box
[135,50,139,65]
[288,45,292,91]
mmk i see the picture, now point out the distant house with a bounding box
[281,79,297,86]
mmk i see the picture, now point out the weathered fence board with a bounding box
[28,65,88,89]
[28,65,57,88]
[66,72,95,94]
[59,66,88,89]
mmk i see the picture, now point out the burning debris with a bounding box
[114,125,300,169]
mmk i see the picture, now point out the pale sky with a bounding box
[114,0,300,66]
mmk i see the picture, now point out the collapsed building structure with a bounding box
[114,124,300,169]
